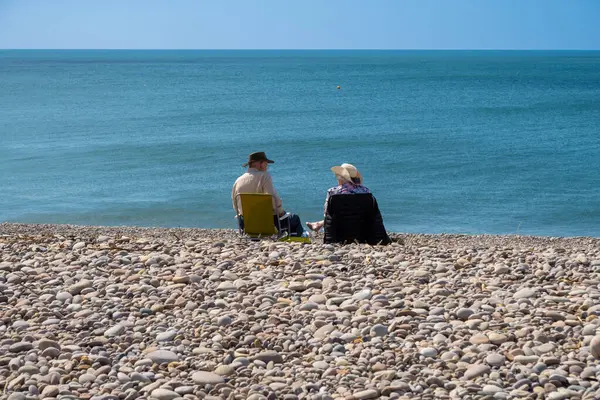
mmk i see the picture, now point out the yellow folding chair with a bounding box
[234,193,290,240]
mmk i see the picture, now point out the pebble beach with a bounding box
[2,223,600,400]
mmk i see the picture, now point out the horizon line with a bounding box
[1,48,600,51]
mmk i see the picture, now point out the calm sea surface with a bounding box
[1,50,599,237]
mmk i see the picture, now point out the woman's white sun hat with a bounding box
[331,163,360,183]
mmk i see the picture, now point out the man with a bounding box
[232,151,304,237]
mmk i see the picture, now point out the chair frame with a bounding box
[234,193,292,240]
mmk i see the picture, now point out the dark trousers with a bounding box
[239,214,304,237]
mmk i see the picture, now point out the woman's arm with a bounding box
[323,189,333,217]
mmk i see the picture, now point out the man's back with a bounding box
[232,168,283,216]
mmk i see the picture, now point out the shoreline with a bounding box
[2,222,600,248]
[2,222,600,399]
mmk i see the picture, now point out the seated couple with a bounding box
[231,151,373,238]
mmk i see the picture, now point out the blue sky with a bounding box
[0,0,599,49]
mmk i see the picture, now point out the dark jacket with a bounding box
[323,193,391,245]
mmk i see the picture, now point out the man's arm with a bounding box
[232,182,239,214]
[262,173,285,216]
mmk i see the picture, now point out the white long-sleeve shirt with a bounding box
[232,168,284,216]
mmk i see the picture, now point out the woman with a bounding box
[307,163,370,232]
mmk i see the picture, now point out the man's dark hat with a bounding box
[242,151,275,167]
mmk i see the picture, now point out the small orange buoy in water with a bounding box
[337,86,341,89]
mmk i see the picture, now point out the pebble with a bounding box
[590,335,600,358]
[151,388,181,400]
[464,364,491,379]
[38,338,61,350]
[420,347,438,358]
[456,307,475,320]
[68,279,92,294]
[485,353,506,367]
[488,332,509,344]
[156,330,178,341]
[353,289,372,301]
[12,320,29,331]
[481,384,503,394]
[513,288,536,299]
[370,324,388,337]
[147,350,179,364]
[214,365,235,376]
[41,386,59,397]
[470,333,489,344]
[72,241,86,250]
[9,342,33,353]
[514,355,539,364]
[192,371,225,385]
[254,351,283,364]
[104,324,125,337]
[79,373,96,384]
[351,389,379,399]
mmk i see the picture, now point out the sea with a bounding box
[1,50,599,237]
